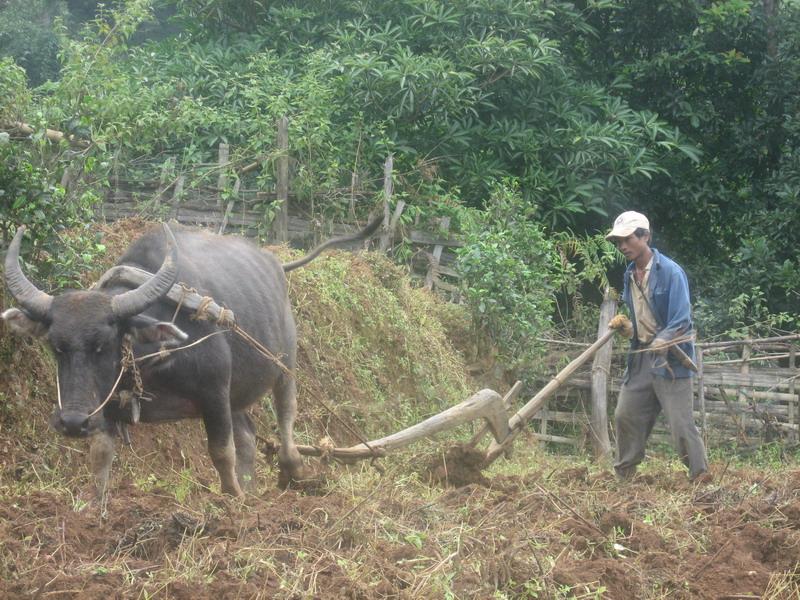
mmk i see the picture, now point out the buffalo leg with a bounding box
[89,429,115,512]
[202,405,243,497]
[232,410,257,491]
[273,375,306,488]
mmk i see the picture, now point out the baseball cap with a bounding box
[605,211,650,240]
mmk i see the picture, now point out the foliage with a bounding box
[553,231,622,296]
[169,0,696,225]
[575,0,800,330]
[0,58,103,290]
[457,182,567,372]
[0,1,68,86]
[0,141,104,289]
[0,57,30,124]
[17,1,695,227]
[1,0,797,339]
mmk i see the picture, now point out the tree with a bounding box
[573,0,800,331]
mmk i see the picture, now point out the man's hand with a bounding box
[650,337,669,356]
[609,314,633,339]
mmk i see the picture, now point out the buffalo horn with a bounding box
[111,224,179,319]
[4,226,54,320]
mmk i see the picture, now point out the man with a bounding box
[606,211,710,482]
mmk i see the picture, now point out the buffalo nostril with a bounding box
[60,413,90,436]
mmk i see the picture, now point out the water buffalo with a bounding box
[2,217,381,498]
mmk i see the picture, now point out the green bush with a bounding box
[0,1,68,86]
[457,182,566,372]
[0,142,105,289]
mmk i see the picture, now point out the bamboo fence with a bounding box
[534,334,800,449]
[95,119,799,452]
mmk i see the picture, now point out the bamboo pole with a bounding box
[699,333,800,350]
[3,121,90,147]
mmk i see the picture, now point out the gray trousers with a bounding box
[614,351,708,479]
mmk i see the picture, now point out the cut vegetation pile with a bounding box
[0,219,798,599]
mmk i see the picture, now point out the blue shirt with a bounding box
[622,249,695,379]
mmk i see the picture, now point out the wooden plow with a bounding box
[100,265,627,469]
[297,325,623,469]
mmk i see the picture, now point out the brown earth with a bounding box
[2,397,798,599]
[1,221,799,598]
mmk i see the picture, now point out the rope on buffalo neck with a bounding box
[181,288,290,375]
[133,329,228,363]
[174,287,284,371]
[230,325,291,376]
[83,331,233,419]
[87,341,134,418]
[191,290,235,328]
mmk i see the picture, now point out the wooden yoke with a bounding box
[94,265,233,324]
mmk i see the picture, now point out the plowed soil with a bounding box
[1,421,799,599]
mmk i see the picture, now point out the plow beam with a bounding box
[483,326,618,466]
[296,388,511,462]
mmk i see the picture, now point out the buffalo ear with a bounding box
[1,308,48,338]
[126,315,188,345]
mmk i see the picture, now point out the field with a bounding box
[1,221,799,599]
[1,425,799,599]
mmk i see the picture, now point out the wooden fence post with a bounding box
[424,217,451,291]
[217,143,229,208]
[697,346,707,443]
[540,399,549,444]
[112,149,121,201]
[272,116,290,243]
[387,200,406,243]
[590,287,614,461]
[379,154,394,251]
[739,342,751,434]
[155,156,175,209]
[218,179,241,235]
[789,345,797,443]
[171,175,185,220]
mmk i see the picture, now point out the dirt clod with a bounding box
[421,443,489,487]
